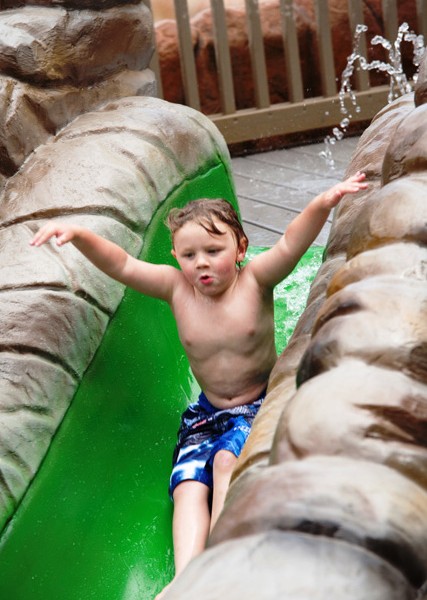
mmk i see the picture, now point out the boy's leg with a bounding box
[210,449,237,532]
[155,481,210,599]
[172,479,211,574]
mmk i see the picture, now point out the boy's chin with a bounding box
[196,282,221,296]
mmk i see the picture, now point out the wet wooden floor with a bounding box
[231,136,361,248]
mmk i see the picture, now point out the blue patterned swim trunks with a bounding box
[169,389,266,498]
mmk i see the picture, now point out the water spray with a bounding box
[320,22,425,168]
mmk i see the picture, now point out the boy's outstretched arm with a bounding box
[30,221,178,300]
[249,172,368,288]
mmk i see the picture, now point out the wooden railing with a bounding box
[148,0,426,146]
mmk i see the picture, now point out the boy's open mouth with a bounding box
[200,275,213,284]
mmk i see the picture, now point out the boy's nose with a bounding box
[195,253,209,267]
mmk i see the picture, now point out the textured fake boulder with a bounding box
[161,530,414,600]
[162,53,427,600]
[0,5,152,83]
[0,95,231,532]
[0,0,155,186]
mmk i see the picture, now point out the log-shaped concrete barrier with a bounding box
[0,95,234,535]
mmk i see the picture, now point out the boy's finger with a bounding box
[56,233,69,245]
[30,233,43,246]
[30,227,55,246]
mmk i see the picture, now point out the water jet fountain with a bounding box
[321,21,425,167]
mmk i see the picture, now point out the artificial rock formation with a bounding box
[0,95,231,533]
[162,51,427,600]
[1,1,426,596]
[155,0,419,115]
[0,0,234,536]
[0,4,156,523]
[0,0,155,188]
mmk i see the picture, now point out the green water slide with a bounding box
[0,161,322,600]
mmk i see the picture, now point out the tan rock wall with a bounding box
[0,95,232,532]
[0,5,152,84]
[0,0,235,538]
[0,0,155,187]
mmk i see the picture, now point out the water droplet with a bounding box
[355,24,368,34]
[332,128,343,140]
[320,21,423,168]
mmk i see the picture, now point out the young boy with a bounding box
[30,172,367,597]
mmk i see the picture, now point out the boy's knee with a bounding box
[173,479,210,504]
[212,449,237,474]
[172,481,187,503]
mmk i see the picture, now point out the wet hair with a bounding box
[166,198,249,250]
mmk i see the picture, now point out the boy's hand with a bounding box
[320,171,368,209]
[30,221,80,247]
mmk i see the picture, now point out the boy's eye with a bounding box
[183,252,194,259]
[208,248,220,254]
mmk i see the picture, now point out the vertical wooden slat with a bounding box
[347,0,370,91]
[144,0,164,98]
[149,48,165,99]
[381,0,399,42]
[174,0,201,110]
[279,0,304,102]
[210,0,236,114]
[314,0,337,96]
[244,0,270,109]
[416,0,427,38]
[150,0,427,145]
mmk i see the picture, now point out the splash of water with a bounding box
[320,22,425,168]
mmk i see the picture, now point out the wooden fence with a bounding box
[148,0,426,146]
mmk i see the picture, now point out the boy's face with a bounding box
[172,219,247,296]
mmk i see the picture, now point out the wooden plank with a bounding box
[210,0,236,114]
[381,0,398,41]
[211,86,389,144]
[232,137,359,246]
[347,0,370,91]
[416,0,427,38]
[279,0,304,102]
[149,48,164,99]
[245,0,270,108]
[313,0,337,96]
[174,0,200,110]
[145,0,164,98]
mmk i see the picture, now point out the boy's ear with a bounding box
[237,239,248,263]
[171,248,177,260]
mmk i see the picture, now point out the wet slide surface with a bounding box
[0,164,323,600]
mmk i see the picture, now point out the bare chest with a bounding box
[172,285,273,356]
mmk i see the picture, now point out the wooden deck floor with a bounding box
[231,136,361,248]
